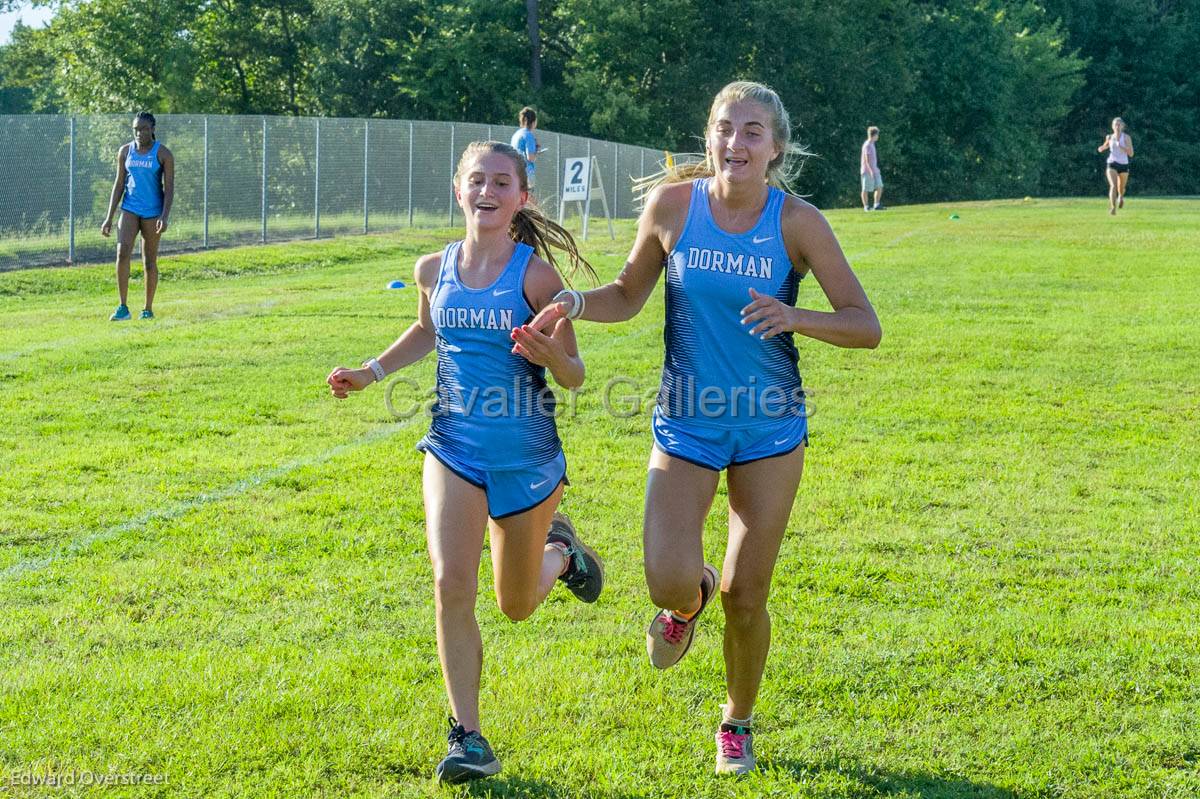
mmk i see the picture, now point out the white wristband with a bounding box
[362,358,386,384]
[559,289,585,320]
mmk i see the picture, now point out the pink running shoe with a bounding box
[645,564,718,669]
[715,721,755,775]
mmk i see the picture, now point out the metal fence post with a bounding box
[584,139,592,239]
[407,122,414,227]
[202,116,209,248]
[68,116,75,264]
[314,117,321,239]
[261,117,268,243]
[614,144,620,218]
[448,123,455,227]
[363,120,369,234]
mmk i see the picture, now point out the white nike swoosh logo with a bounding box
[493,288,514,297]
[529,478,550,490]
[774,438,790,446]
[752,236,774,244]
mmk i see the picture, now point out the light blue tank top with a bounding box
[121,140,164,217]
[423,240,561,468]
[511,128,537,176]
[659,178,804,426]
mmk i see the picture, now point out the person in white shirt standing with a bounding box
[860,126,884,211]
[1097,117,1134,215]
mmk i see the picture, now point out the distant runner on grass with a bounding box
[1098,117,1134,216]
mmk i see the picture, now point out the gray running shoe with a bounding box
[435,717,500,783]
[715,721,755,775]
[546,513,604,603]
[645,563,718,669]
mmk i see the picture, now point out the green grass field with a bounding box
[1,198,1197,798]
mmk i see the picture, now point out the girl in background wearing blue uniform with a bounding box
[100,111,175,321]
[326,141,603,784]
[510,106,542,191]
[530,81,882,774]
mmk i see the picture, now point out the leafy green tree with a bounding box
[1039,0,1200,196]
[38,0,201,112]
[190,0,315,114]
[898,1,1083,202]
[0,24,62,112]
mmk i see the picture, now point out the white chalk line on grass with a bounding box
[0,321,664,584]
[0,419,420,583]
[2,226,925,577]
[0,267,806,584]
[842,223,936,264]
[0,298,282,363]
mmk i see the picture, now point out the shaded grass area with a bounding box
[1,198,1197,798]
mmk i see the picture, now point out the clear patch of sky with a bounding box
[1,3,55,45]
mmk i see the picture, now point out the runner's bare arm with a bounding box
[527,182,688,330]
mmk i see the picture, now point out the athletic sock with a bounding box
[721,704,753,729]
[546,542,570,576]
[671,588,704,621]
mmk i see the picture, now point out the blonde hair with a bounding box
[635,81,810,199]
[1112,117,1125,132]
[454,141,596,286]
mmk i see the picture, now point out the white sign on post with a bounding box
[558,156,614,240]
[561,157,590,201]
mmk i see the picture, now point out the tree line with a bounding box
[1,0,1196,207]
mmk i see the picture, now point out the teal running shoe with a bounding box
[435,717,500,783]
[110,304,131,321]
[140,309,154,320]
[546,512,604,603]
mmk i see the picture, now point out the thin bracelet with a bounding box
[553,289,577,319]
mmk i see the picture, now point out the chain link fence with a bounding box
[0,114,664,271]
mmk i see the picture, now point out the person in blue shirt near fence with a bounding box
[100,111,175,321]
[326,140,604,785]
[510,107,542,191]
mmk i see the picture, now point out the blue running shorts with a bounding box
[652,408,807,471]
[418,442,568,519]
